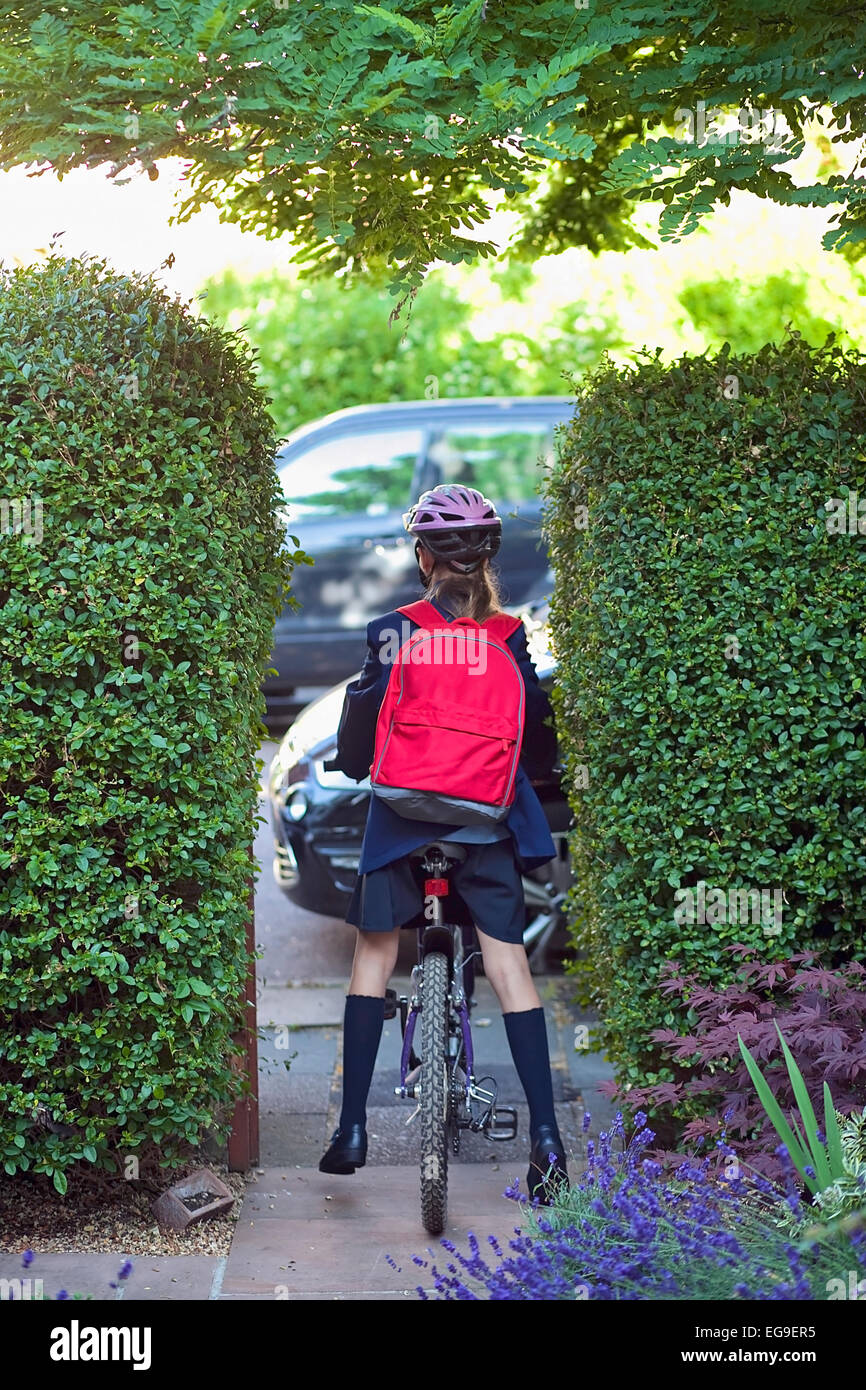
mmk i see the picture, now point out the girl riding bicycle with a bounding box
[319,483,569,1201]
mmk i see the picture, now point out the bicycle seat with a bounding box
[408,840,468,864]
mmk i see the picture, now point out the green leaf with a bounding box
[775,1024,832,1191]
[737,1034,815,1193]
[823,1087,844,1179]
[52,1169,68,1195]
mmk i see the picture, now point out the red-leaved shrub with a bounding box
[604,947,866,1181]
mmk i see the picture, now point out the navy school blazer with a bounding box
[334,597,558,875]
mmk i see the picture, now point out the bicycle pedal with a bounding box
[383,988,398,1020]
[489,1106,518,1142]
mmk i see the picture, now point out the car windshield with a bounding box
[277,428,423,518]
[424,423,554,501]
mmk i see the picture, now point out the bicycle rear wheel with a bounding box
[420,950,450,1234]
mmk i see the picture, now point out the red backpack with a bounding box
[370,599,525,825]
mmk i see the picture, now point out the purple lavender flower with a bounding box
[21,1250,34,1269]
[411,1111,859,1302]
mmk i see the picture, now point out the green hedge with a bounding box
[0,256,295,1189]
[546,336,866,1094]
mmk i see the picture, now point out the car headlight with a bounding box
[270,753,312,798]
[285,789,309,821]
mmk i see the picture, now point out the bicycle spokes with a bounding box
[395,843,520,1232]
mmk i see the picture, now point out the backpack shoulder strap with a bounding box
[397,600,522,644]
[482,613,522,642]
[396,599,447,628]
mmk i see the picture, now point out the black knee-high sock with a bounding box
[339,994,385,1130]
[503,1006,558,1136]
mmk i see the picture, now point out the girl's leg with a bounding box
[348,922,401,997]
[474,927,568,1198]
[339,925,401,1129]
[320,926,400,1173]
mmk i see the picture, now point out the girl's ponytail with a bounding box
[422,560,504,623]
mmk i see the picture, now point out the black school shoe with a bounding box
[318,1124,367,1175]
[527,1124,569,1203]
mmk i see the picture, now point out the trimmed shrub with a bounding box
[0,256,296,1189]
[546,336,866,1099]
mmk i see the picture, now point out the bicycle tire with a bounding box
[419,950,450,1235]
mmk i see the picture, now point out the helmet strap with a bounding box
[414,539,432,588]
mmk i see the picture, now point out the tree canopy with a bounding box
[2,1,865,291]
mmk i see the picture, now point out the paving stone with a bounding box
[259,1071,332,1114]
[221,1165,530,1298]
[0,1253,222,1302]
[258,986,348,1027]
[259,1025,339,1074]
[258,1112,331,1168]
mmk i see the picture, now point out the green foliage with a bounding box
[201,267,621,433]
[2,3,865,291]
[0,256,296,1182]
[814,1110,866,1221]
[678,272,851,356]
[546,335,866,1090]
[738,1027,845,1197]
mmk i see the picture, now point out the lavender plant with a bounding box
[412,1115,866,1301]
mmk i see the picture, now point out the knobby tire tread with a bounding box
[420,950,449,1234]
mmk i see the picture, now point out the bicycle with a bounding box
[384,840,518,1235]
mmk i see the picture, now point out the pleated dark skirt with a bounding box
[345,837,526,945]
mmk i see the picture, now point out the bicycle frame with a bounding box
[394,843,516,1144]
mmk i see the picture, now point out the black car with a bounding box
[265,396,573,711]
[267,606,572,970]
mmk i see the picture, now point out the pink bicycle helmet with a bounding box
[403,483,502,574]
